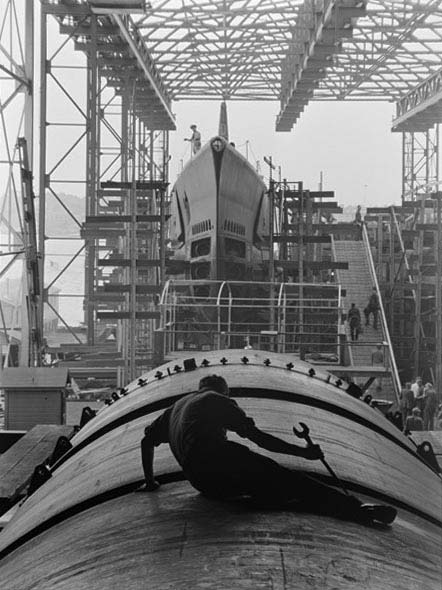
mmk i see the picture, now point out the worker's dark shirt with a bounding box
[405,416,423,431]
[144,388,255,467]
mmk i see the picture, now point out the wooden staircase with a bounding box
[334,239,395,400]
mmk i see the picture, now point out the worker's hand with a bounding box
[137,479,161,492]
[303,444,324,461]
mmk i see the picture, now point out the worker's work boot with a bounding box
[359,504,397,525]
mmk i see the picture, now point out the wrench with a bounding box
[293,422,350,496]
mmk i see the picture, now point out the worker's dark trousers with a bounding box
[183,441,362,521]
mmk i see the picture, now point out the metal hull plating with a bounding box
[0,350,440,589]
[170,138,268,280]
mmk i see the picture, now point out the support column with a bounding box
[85,14,99,345]
[435,192,441,398]
[121,82,131,384]
[37,6,47,354]
[24,0,34,161]
[414,199,425,376]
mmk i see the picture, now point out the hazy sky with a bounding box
[168,99,403,207]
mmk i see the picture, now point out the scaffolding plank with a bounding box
[312,223,360,232]
[102,284,162,294]
[415,224,438,231]
[98,259,161,267]
[281,190,335,200]
[86,216,129,224]
[402,200,437,208]
[284,200,341,211]
[96,311,160,320]
[272,235,331,243]
[100,181,168,190]
[275,261,349,270]
[366,207,392,214]
[85,215,168,224]
[312,203,341,212]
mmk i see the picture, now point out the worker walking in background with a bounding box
[364,287,380,330]
[185,124,201,155]
[347,303,361,341]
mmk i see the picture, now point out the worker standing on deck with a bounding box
[404,407,423,432]
[371,344,385,390]
[399,382,415,426]
[138,374,397,526]
[185,124,201,155]
[411,377,424,411]
[422,383,437,430]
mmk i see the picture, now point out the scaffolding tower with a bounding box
[366,195,442,395]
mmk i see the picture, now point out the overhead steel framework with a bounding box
[137,0,442,201]
[392,68,442,133]
[135,2,442,108]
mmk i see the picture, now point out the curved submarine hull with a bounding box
[0,350,440,589]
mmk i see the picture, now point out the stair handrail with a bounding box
[362,223,401,403]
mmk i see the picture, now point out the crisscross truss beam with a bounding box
[135,0,442,131]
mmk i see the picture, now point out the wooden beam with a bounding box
[100,180,168,190]
[272,235,331,243]
[96,311,161,320]
[102,284,162,294]
[275,261,349,270]
[98,259,160,267]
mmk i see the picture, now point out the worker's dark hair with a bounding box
[198,374,229,395]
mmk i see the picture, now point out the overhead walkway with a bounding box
[333,228,400,404]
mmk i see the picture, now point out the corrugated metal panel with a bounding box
[0,368,69,389]
[5,391,63,430]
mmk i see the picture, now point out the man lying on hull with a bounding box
[138,374,397,526]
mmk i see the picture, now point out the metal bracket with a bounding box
[27,463,52,496]
[48,436,73,467]
[416,441,441,474]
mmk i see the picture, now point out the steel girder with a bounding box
[42,0,175,130]
[136,1,442,130]
[392,68,442,132]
